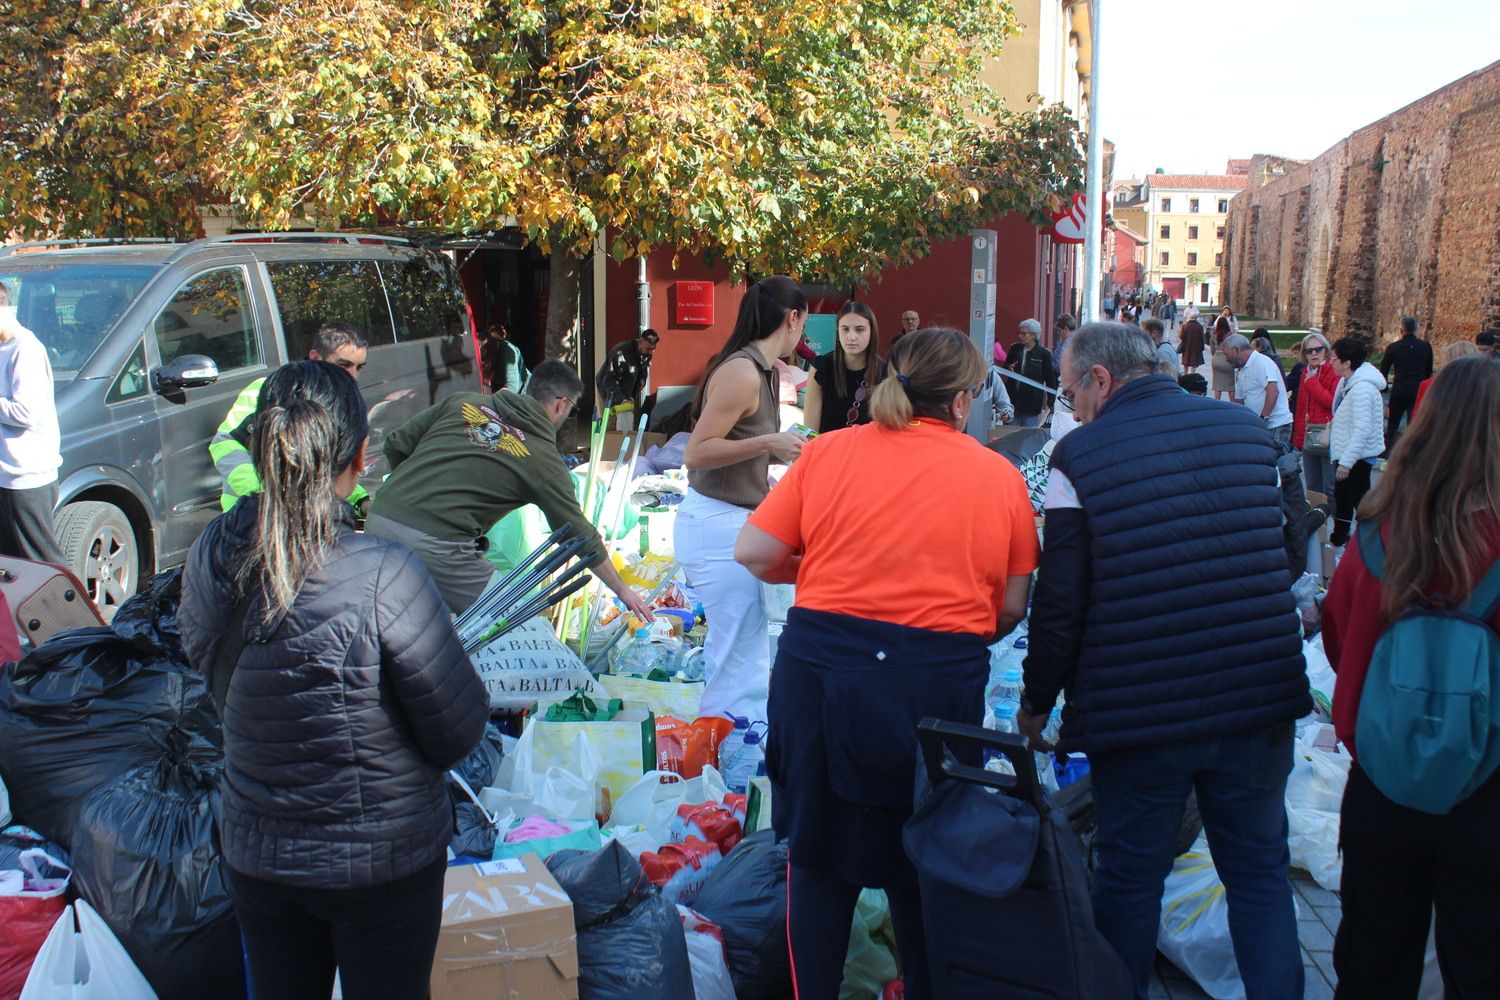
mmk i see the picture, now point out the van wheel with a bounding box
[55,500,139,621]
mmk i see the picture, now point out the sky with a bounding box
[1099,0,1500,180]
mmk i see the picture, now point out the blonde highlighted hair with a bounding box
[869,327,984,430]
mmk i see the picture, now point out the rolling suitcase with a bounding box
[904,719,1132,1000]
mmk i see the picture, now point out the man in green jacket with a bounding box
[209,321,369,512]
[366,360,651,618]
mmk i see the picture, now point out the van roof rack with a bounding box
[162,231,420,265]
[0,237,188,258]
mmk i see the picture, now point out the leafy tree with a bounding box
[1,0,1084,362]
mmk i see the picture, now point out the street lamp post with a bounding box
[1081,0,1103,324]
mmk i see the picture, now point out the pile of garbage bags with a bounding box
[0,569,245,1000]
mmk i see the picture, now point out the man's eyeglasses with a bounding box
[1058,371,1090,410]
[557,395,580,418]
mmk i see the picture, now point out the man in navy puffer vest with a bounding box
[1018,323,1310,1000]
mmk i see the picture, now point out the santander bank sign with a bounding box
[1044,193,1090,245]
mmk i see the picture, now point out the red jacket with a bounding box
[1413,376,1434,415]
[1323,520,1500,757]
[1292,362,1339,449]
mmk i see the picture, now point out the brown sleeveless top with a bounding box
[688,342,779,509]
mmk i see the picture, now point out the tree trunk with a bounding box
[545,229,584,367]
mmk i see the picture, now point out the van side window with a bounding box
[154,268,260,372]
[266,260,396,358]
[106,341,149,403]
[382,256,466,343]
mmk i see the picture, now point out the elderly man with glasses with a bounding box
[1021,322,1309,1000]
[365,360,650,618]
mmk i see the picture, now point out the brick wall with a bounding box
[1223,60,1500,347]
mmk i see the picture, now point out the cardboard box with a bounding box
[430,854,580,1000]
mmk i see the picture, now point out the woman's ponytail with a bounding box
[869,369,914,428]
[237,361,369,621]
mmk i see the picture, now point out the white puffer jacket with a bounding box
[1330,362,1386,469]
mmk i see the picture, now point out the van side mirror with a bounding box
[153,355,220,393]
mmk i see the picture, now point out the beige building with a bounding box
[1139,172,1247,305]
[980,0,1093,111]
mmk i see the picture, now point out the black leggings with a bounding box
[787,863,929,999]
[226,855,447,1000]
[1331,459,1373,547]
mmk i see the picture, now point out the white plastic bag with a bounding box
[677,905,737,1000]
[495,725,601,822]
[0,773,10,828]
[20,901,157,1000]
[1285,725,1350,891]
[607,768,730,855]
[470,617,600,711]
[1158,838,1245,1000]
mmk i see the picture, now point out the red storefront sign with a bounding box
[1044,193,1090,245]
[674,281,715,326]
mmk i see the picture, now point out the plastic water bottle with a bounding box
[612,628,663,677]
[997,667,1023,706]
[719,720,767,795]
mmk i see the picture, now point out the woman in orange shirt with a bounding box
[735,328,1038,999]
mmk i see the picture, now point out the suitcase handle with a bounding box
[917,718,1042,807]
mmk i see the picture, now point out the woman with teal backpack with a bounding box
[1323,355,1500,999]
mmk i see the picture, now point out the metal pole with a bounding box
[636,256,650,335]
[1080,0,1103,324]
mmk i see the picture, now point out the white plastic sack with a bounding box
[20,901,156,1000]
[489,725,601,822]
[1158,837,1245,1000]
[470,617,600,711]
[1303,635,1336,718]
[607,768,730,855]
[1286,724,1350,891]
[678,905,737,1000]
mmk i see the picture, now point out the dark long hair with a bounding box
[239,361,369,620]
[1359,356,1500,617]
[693,276,806,416]
[832,301,882,399]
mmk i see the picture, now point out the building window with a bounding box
[1160,197,1172,212]
[1215,252,1224,267]
[1217,226,1226,239]
[1160,251,1170,266]
[1189,198,1200,213]
[1160,224,1171,239]
[1188,225,1199,239]
[1218,199,1229,212]
[1187,252,1199,266]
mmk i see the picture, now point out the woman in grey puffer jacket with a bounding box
[180,360,488,1000]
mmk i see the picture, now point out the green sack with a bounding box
[483,503,550,574]
[840,889,899,1000]
[542,690,624,722]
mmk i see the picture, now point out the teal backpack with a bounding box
[1355,524,1500,814]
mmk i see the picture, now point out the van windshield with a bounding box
[0,263,159,374]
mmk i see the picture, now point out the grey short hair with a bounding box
[1062,322,1157,382]
[1018,319,1042,336]
[1222,333,1251,352]
[1301,330,1330,354]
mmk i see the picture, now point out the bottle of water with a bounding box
[1034,705,1065,793]
[720,722,767,795]
[997,668,1023,706]
[612,628,662,677]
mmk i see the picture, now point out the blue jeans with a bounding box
[1089,725,1301,1000]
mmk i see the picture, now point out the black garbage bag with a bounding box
[0,568,221,848]
[691,829,791,1000]
[0,823,71,876]
[546,841,694,1000]
[447,722,506,859]
[69,739,245,1000]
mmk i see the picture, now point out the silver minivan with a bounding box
[0,233,481,616]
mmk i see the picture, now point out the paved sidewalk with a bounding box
[1149,870,1338,999]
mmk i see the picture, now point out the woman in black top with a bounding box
[804,301,883,432]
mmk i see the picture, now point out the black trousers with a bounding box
[0,483,64,565]
[1331,459,1373,547]
[1334,764,1500,999]
[1386,385,1418,447]
[226,855,447,1000]
[788,863,928,999]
